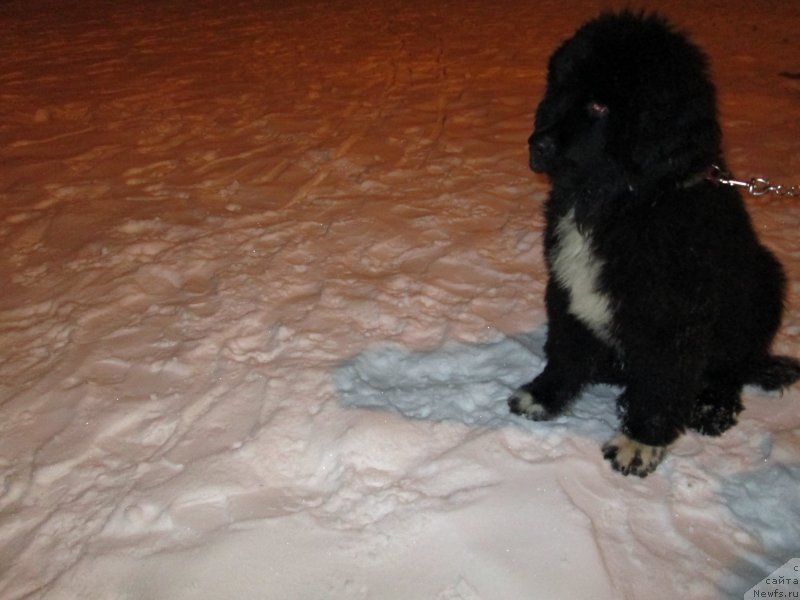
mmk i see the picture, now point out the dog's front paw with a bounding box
[507,387,553,421]
[602,434,666,477]
[689,389,742,437]
[689,402,738,436]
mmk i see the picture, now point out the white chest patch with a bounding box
[550,209,614,341]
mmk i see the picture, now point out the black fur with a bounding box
[509,12,800,476]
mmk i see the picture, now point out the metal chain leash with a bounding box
[708,165,800,198]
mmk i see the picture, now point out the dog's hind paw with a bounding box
[751,355,800,391]
[507,388,552,421]
[602,434,666,477]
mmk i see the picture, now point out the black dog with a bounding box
[508,12,800,476]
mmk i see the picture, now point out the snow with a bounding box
[1,0,799,598]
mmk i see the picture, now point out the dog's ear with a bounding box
[614,53,722,189]
[628,89,720,187]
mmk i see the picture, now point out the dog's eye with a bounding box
[587,102,609,117]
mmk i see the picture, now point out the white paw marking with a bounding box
[509,389,549,420]
[602,433,666,477]
[550,209,614,342]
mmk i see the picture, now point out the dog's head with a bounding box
[529,12,721,191]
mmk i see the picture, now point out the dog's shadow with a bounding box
[333,328,621,441]
[334,330,800,595]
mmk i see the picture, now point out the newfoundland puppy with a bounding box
[508,12,800,476]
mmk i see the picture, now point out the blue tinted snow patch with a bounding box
[716,463,800,597]
[334,332,547,427]
[721,463,800,558]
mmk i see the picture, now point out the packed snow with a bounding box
[1,0,799,598]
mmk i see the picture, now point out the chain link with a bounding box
[708,165,800,198]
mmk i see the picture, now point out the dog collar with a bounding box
[678,166,717,190]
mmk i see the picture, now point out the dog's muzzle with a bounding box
[529,133,555,173]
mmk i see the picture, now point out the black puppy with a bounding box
[508,12,800,476]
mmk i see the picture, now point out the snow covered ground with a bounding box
[1,0,799,598]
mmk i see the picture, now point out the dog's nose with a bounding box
[529,135,555,172]
[531,136,555,158]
